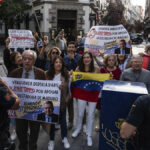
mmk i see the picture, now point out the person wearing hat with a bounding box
[0,78,20,150]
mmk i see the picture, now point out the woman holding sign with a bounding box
[72,51,100,146]
[46,56,70,150]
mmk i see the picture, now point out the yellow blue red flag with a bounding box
[71,72,111,102]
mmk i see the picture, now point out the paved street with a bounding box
[0,42,147,150]
[13,104,100,150]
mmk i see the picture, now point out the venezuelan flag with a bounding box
[71,72,111,102]
[142,54,150,70]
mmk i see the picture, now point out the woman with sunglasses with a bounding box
[44,47,61,71]
[46,56,70,150]
[72,51,100,147]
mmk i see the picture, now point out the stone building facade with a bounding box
[30,0,93,38]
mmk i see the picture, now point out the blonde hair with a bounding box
[103,54,118,67]
[47,47,61,60]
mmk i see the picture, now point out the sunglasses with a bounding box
[52,51,59,55]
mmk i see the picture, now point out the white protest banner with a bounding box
[2,77,61,124]
[84,24,130,55]
[8,29,34,48]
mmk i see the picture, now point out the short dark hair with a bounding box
[68,41,76,48]
[120,39,126,45]
[45,101,54,111]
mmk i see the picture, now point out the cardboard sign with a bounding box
[3,77,61,124]
[9,29,34,48]
[85,25,130,55]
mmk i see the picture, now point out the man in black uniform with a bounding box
[120,95,150,150]
[0,78,20,150]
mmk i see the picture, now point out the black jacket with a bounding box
[37,113,59,123]
[114,47,130,54]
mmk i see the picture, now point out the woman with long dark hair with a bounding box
[46,56,70,150]
[72,52,100,147]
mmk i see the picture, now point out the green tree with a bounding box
[0,0,30,37]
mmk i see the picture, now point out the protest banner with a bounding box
[8,29,34,48]
[2,77,61,124]
[84,24,130,55]
[71,72,111,102]
[99,80,148,150]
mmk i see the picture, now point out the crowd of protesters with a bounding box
[1,29,150,150]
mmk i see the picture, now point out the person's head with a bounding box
[67,41,76,53]
[53,56,63,72]
[117,54,126,64]
[131,55,143,71]
[44,101,54,116]
[33,32,38,37]
[47,47,61,62]
[22,50,37,71]
[103,54,118,67]
[5,37,10,46]
[119,39,126,49]
[10,52,22,66]
[47,56,68,80]
[145,45,150,55]
[84,32,88,37]
[43,35,49,45]
[77,35,82,43]
[59,31,63,39]
[61,29,64,33]
[78,52,94,72]
[43,35,48,41]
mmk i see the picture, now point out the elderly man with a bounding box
[120,55,150,92]
[8,50,46,150]
[120,95,150,149]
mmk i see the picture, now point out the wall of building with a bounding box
[79,0,89,3]
[83,6,90,33]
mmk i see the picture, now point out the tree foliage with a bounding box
[0,0,30,36]
[102,1,125,25]
[0,0,30,20]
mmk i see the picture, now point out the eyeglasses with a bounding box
[52,51,59,55]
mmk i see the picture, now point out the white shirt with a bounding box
[53,73,61,81]
[22,68,35,79]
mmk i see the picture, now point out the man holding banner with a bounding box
[8,50,46,150]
